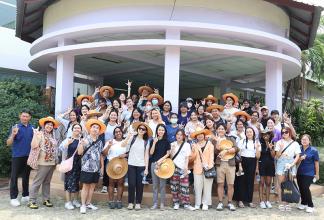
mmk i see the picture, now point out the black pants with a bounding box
[10,156,31,199]
[297,175,314,207]
[102,158,109,187]
[128,165,145,204]
[240,157,256,203]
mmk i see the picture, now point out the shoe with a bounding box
[101,186,108,193]
[249,203,256,208]
[306,207,314,213]
[150,203,158,210]
[114,188,117,193]
[184,204,195,211]
[65,202,75,210]
[43,200,53,207]
[28,202,38,209]
[80,205,86,214]
[194,205,200,210]
[278,204,285,211]
[116,201,123,209]
[228,203,236,211]
[86,203,98,210]
[265,201,272,209]
[127,203,134,210]
[124,182,128,187]
[135,204,141,210]
[298,204,307,210]
[216,202,223,211]
[10,198,20,207]
[202,204,208,211]
[173,203,180,210]
[72,200,81,208]
[238,201,245,208]
[160,204,165,211]
[260,201,267,209]
[108,201,116,209]
[21,196,29,203]
[285,205,291,211]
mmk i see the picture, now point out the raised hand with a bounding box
[125,80,132,88]
[201,99,206,106]
[95,87,100,93]
[154,88,159,94]
[11,125,19,137]
[67,137,74,145]
[33,127,42,140]
[195,101,200,109]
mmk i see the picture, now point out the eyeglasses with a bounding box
[138,127,147,131]
[281,131,289,134]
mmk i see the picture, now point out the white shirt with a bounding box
[121,109,132,122]
[106,139,127,160]
[229,130,246,144]
[275,139,301,158]
[127,137,149,167]
[238,139,257,158]
[170,141,191,170]
[104,123,118,142]
[148,120,164,137]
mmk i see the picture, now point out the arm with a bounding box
[315,161,320,180]
[144,143,149,175]
[149,138,158,155]
[31,130,42,149]
[208,143,214,169]
[6,126,18,146]
[157,150,171,165]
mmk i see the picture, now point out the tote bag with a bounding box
[281,169,301,203]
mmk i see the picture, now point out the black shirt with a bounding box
[259,139,274,162]
[260,116,270,129]
[150,139,171,162]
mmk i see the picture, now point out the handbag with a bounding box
[27,147,41,170]
[198,141,216,179]
[281,169,301,203]
[58,149,77,173]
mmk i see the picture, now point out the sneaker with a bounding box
[80,205,86,214]
[306,207,314,213]
[114,188,117,193]
[124,182,128,187]
[160,204,165,211]
[285,205,291,211]
[228,203,236,211]
[10,198,20,207]
[86,203,98,210]
[202,204,208,211]
[150,204,158,210]
[194,205,200,210]
[101,186,108,193]
[28,202,38,209]
[116,201,123,209]
[135,204,141,210]
[72,200,81,208]
[21,196,29,203]
[43,200,53,207]
[278,204,285,211]
[173,203,180,210]
[65,202,75,210]
[127,203,134,210]
[216,202,224,211]
[298,204,307,210]
[108,201,116,209]
[260,201,267,209]
[266,201,272,209]
[184,204,195,211]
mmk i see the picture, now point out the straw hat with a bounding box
[219,139,235,160]
[99,86,115,98]
[222,93,239,104]
[106,157,128,180]
[206,104,224,113]
[39,116,60,129]
[85,119,106,135]
[132,122,153,137]
[138,85,153,95]
[86,110,103,118]
[76,95,94,105]
[154,158,175,179]
[234,111,251,121]
[190,127,212,139]
[147,93,164,105]
[205,95,217,103]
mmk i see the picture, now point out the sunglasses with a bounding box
[138,127,147,131]
[281,131,289,134]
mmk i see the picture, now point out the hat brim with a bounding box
[234,111,251,121]
[132,122,153,137]
[205,96,217,103]
[106,158,128,179]
[147,94,164,105]
[99,86,115,98]
[86,111,103,118]
[85,119,106,135]
[39,117,60,129]
[154,158,175,179]
[138,86,153,95]
[219,139,235,160]
[222,93,239,104]
[190,129,212,139]
[76,95,94,105]
[206,105,224,113]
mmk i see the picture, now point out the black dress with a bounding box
[64,139,81,192]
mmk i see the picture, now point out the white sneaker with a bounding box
[216,202,223,211]
[80,205,86,214]
[306,207,314,213]
[101,186,108,193]
[21,196,29,203]
[298,204,307,210]
[265,201,272,209]
[124,182,128,187]
[72,200,81,208]
[114,188,117,193]
[194,205,200,210]
[184,204,195,211]
[228,203,236,211]
[86,203,98,210]
[202,204,208,211]
[65,202,75,210]
[260,201,267,209]
[134,204,141,210]
[173,203,179,210]
[10,199,20,207]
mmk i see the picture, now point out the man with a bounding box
[260,106,270,128]
[7,110,34,207]
[93,86,114,107]
[206,104,227,127]
[241,99,253,115]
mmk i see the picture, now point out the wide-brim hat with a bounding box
[205,95,217,103]
[76,95,94,105]
[132,122,153,137]
[99,86,115,98]
[138,85,153,95]
[154,158,175,179]
[86,110,103,118]
[234,111,251,121]
[85,119,106,135]
[261,106,269,111]
[147,93,164,105]
[190,127,212,139]
[106,157,128,180]
[222,93,239,104]
[219,139,235,160]
[206,104,224,113]
[39,116,60,129]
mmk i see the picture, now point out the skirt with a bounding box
[80,171,100,184]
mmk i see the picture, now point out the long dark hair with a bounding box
[155,124,168,140]
[113,126,124,140]
[175,129,186,142]
[64,110,80,135]
[130,108,144,123]
[244,127,256,149]
[107,109,119,123]
[162,101,172,112]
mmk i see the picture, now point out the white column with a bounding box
[265,61,282,115]
[46,70,56,88]
[164,29,181,112]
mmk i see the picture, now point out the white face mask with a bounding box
[146,106,152,111]
[152,99,159,106]
[187,102,193,108]
[170,118,178,124]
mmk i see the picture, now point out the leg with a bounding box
[170,172,180,204]
[151,163,159,206]
[159,177,167,205]
[9,157,23,199]
[127,165,136,204]
[180,174,190,205]
[226,165,236,203]
[65,191,71,202]
[217,183,224,203]
[202,176,214,206]
[86,183,96,205]
[108,178,115,201]
[81,184,89,206]
[193,174,203,207]
[21,156,31,197]
[102,158,108,187]
[29,166,49,203]
[265,176,272,202]
[41,166,55,201]
[277,175,286,204]
[135,167,145,204]
[245,158,256,203]
[116,178,124,201]
[259,177,265,202]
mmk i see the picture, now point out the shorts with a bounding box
[217,161,236,184]
[276,157,296,176]
[80,171,100,184]
[259,159,275,177]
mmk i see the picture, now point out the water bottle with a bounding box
[256,174,261,182]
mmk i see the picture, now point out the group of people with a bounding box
[7,82,320,214]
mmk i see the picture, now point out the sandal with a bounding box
[238,201,245,208]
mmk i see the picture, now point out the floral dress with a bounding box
[64,139,81,193]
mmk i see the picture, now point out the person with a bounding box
[185,111,204,140]
[190,128,214,211]
[96,98,108,115]
[80,105,90,119]
[149,124,171,210]
[28,117,60,209]
[275,127,300,211]
[57,107,80,138]
[124,108,144,136]
[119,93,127,111]
[204,95,217,107]
[221,93,240,121]
[124,122,151,210]
[147,93,163,111]
[170,129,195,211]
[104,127,127,209]
[147,108,165,137]
[251,97,262,118]
[7,110,33,207]
[94,86,114,106]
[177,102,190,126]
[112,99,122,112]
[234,111,251,124]
[166,113,180,143]
[186,97,196,113]
[204,115,216,137]
[143,100,153,121]
[266,118,281,143]
[120,97,134,123]
[161,101,172,125]
[78,119,108,214]
[271,110,283,131]
[137,85,154,112]
[260,106,270,129]
[257,129,275,209]
[76,95,94,108]
[132,94,139,106]
[297,134,320,213]
[241,99,253,115]
[59,123,83,210]
[214,123,239,211]
[197,105,206,124]
[248,111,264,140]
[230,119,246,143]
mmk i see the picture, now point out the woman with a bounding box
[247,111,264,140]
[96,98,108,115]
[230,119,246,143]
[28,117,59,209]
[170,129,196,211]
[149,124,171,210]
[112,99,121,112]
[59,123,83,210]
[57,108,79,138]
[80,105,90,120]
[105,127,127,209]
[204,95,217,107]
[161,101,172,125]
[266,118,281,143]
[78,119,108,214]
[297,134,320,213]
[215,123,239,211]
[185,111,204,141]
[124,108,144,136]
[124,122,151,210]
[119,93,127,111]
[166,113,180,143]
[147,108,165,137]
[190,128,214,211]
[204,115,216,136]
[257,130,275,209]
[235,127,260,208]
[221,93,240,122]
[275,127,300,211]
[197,105,206,124]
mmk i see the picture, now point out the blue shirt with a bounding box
[166,124,179,143]
[297,146,319,177]
[177,112,190,126]
[9,123,33,158]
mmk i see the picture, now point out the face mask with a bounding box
[152,99,159,106]
[187,102,193,108]
[146,106,152,111]
[170,118,178,124]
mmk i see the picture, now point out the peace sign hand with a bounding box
[154,88,159,94]
[11,125,19,137]
[33,127,42,139]
[195,101,200,109]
